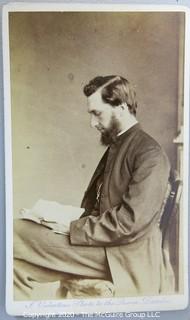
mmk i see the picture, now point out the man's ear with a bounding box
[116,104,125,118]
[119,103,128,112]
[121,102,128,110]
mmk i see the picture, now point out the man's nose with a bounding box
[90,115,98,128]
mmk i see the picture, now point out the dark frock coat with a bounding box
[70,124,175,296]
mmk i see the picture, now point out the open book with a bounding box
[19,199,84,235]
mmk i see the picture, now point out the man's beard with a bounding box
[100,115,121,146]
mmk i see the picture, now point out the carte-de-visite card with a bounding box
[3,2,190,317]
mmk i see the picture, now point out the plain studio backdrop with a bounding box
[9,11,183,216]
[8,10,184,300]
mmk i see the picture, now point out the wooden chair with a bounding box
[159,170,182,292]
[159,170,182,249]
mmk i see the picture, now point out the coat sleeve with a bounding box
[70,146,170,246]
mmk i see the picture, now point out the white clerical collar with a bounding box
[117,120,138,136]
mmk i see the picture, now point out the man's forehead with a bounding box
[87,90,105,111]
[87,90,102,104]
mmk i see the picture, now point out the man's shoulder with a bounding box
[121,125,169,164]
[136,128,161,149]
[135,128,170,168]
[122,125,161,151]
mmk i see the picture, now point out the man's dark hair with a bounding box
[83,75,137,115]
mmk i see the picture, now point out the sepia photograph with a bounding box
[3,3,189,316]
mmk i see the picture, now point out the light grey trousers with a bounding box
[14,219,110,300]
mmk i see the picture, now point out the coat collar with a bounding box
[110,123,141,148]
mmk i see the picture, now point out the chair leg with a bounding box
[56,283,68,299]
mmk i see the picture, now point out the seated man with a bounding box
[14,75,175,300]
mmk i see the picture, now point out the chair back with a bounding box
[160,170,182,248]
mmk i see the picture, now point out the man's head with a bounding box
[83,75,138,146]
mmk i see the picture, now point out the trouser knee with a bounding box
[13,219,30,258]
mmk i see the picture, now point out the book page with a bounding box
[22,199,84,226]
